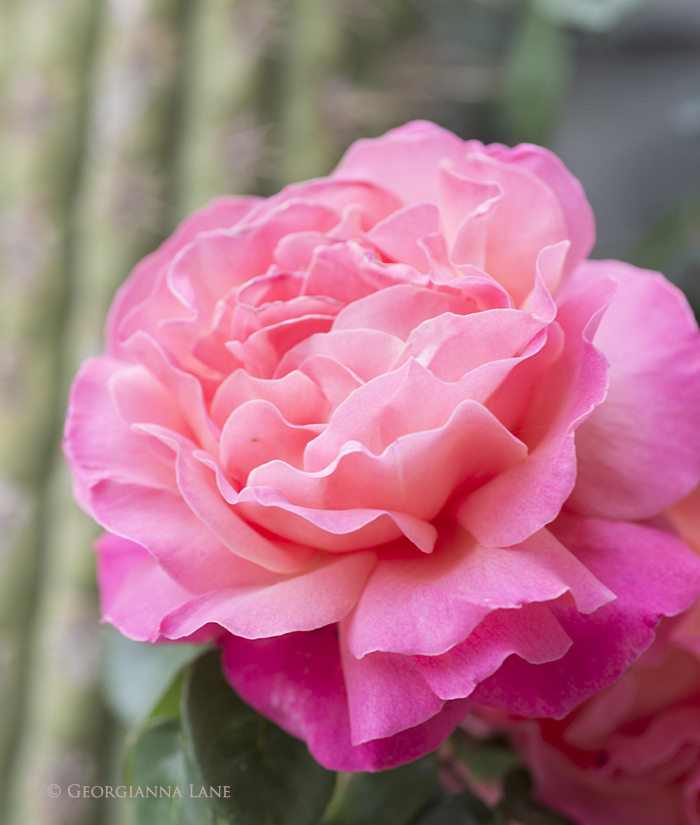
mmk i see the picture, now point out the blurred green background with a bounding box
[0,0,698,822]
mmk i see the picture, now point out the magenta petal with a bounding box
[415,601,572,700]
[568,260,700,519]
[220,628,472,772]
[96,533,194,643]
[340,627,445,744]
[472,516,700,717]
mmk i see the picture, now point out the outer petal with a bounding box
[106,196,261,356]
[415,601,572,700]
[569,260,700,520]
[96,533,195,643]
[475,140,596,274]
[472,516,700,717]
[339,627,445,744]
[220,628,472,772]
[332,120,470,206]
[345,522,612,660]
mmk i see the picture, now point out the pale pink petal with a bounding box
[63,358,178,503]
[456,276,614,547]
[302,241,425,304]
[227,315,335,379]
[333,120,470,206]
[139,426,318,573]
[106,196,261,355]
[220,628,472,772]
[96,533,195,642]
[211,368,329,430]
[86,479,273,593]
[276,327,404,383]
[250,178,402,228]
[393,307,546,382]
[568,260,700,519]
[108,364,193,436]
[160,551,376,640]
[476,140,595,272]
[345,523,612,659]
[457,151,570,305]
[439,166,502,256]
[304,358,526,468]
[366,203,440,271]
[118,331,220,453]
[220,400,323,483]
[297,355,363,413]
[248,400,526,529]
[331,283,481,340]
[273,231,335,271]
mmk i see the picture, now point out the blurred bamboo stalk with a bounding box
[175,0,270,217]
[277,0,342,184]
[1,1,194,824]
[0,0,103,817]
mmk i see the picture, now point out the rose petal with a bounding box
[568,260,700,520]
[472,516,700,717]
[345,522,612,659]
[220,628,473,772]
[96,533,195,643]
[160,551,377,639]
[415,601,572,700]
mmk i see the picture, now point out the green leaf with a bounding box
[451,729,520,781]
[101,626,204,728]
[181,649,336,825]
[324,755,438,825]
[412,792,494,825]
[533,0,652,33]
[500,4,572,146]
[498,768,577,825]
[629,195,700,319]
[129,717,218,825]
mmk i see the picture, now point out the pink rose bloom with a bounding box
[474,485,700,825]
[64,121,700,771]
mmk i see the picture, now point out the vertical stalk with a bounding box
[0,0,103,817]
[3,0,194,823]
[278,0,341,184]
[175,0,267,217]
